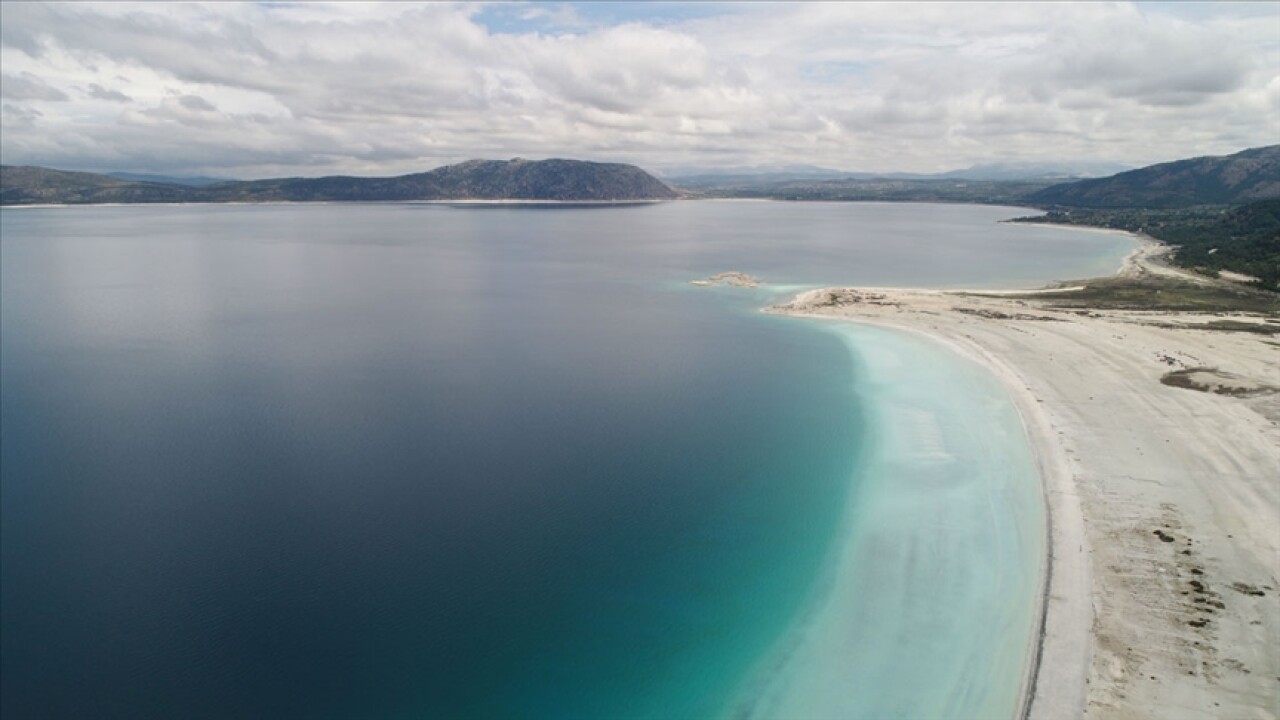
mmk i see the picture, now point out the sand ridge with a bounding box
[768,247,1280,719]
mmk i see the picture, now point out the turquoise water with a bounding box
[732,324,1044,719]
[2,202,1123,718]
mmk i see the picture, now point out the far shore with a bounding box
[0,198,674,210]
[999,219,1150,238]
[768,233,1280,719]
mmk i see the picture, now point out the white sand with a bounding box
[770,250,1280,719]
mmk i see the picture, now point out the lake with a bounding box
[0,201,1131,718]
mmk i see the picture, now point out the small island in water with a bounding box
[690,271,762,287]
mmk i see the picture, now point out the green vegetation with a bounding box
[1191,320,1280,335]
[1026,145,1279,209]
[1006,275,1280,315]
[1012,201,1280,291]
[1013,146,1279,291]
[1153,200,1280,290]
[0,166,191,205]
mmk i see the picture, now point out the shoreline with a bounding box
[772,308,1085,720]
[767,234,1280,719]
[726,319,1047,720]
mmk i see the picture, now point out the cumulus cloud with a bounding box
[86,83,131,102]
[1010,13,1254,107]
[2,103,44,126]
[1,71,68,101]
[178,94,216,111]
[0,1,1275,177]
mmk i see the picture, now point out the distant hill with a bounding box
[206,159,678,203]
[665,163,891,189]
[107,172,232,187]
[1012,147,1280,290]
[1026,146,1280,209]
[937,161,1131,182]
[676,175,1055,205]
[0,159,678,205]
[669,169,863,190]
[0,166,192,205]
[669,160,1130,190]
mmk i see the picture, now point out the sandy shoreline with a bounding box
[768,241,1280,719]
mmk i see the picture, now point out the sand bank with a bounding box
[769,248,1280,719]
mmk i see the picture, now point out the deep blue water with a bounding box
[0,202,1130,719]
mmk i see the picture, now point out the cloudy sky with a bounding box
[1,1,1277,178]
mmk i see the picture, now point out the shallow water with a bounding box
[1,201,1127,718]
[732,324,1044,719]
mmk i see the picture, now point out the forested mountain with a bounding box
[0,166,192,205]
[1026,145,1280,209]
[1151,199,1280,290]
[0,159,678,205]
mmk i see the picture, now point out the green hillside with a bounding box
[1027,145,1280,209]
[0,159,679,205]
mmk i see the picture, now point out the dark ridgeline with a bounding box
[106,172,231,187]
[671,147,1280,210]
[0,158,680,205]
[1026,145,1280,209]
[0,166,194,205]
[5,146,1276,289]
[1013,146,1280,290]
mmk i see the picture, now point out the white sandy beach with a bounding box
[770,241,1280,719]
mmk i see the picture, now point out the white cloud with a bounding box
[1,71,69,101]
[86,83,132,102]
[0,1,1275,177]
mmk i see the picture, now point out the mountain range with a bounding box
[0,158,679,205]
[667,160,1132,189]
[106,172,232,187]
[1027,145,1280,209]
[4,147,1276,289]
[3,147,1277,210]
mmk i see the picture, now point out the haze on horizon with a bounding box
[1,1,1277,180]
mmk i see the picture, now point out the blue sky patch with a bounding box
[474,1,740,35]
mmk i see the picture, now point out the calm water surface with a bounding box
[0,202,1130,718]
